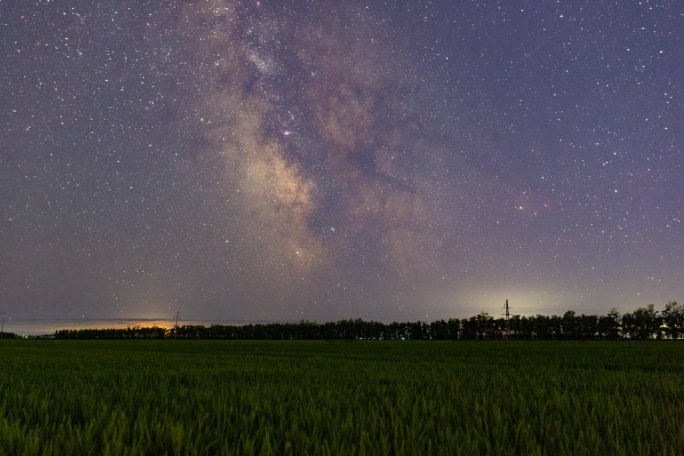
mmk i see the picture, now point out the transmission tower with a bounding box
[503,299,511,340]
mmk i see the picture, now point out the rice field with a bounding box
[1,340,682,455]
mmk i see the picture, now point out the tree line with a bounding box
[53,301,684,341]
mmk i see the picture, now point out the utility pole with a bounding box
[175,311,179,339]
[1,316,4,341]
[503,299,511,340]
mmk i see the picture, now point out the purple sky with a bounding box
[1,1,682,322]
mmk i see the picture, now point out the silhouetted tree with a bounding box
[52,301,684,341]
[465,312,495,340]
[598,308,621,340]
[530,315,550,340]
[561,311,578,339]
[578,314,598,339]
[662,301,683,340]
[623,304,661,340]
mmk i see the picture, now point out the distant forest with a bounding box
[51,302,684,341]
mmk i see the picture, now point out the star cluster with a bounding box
[1,1,682,322]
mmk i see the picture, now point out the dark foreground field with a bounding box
[1,341,683,455]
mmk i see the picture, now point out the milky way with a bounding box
[147,1,463,318]
[1,1,682,323]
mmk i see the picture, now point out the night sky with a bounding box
[2,1,683,323]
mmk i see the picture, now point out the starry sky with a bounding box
[1,0,683,323]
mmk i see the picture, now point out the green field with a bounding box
[1,341,683,455]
